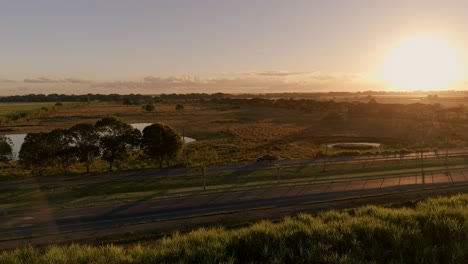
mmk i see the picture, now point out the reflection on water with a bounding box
[6,134,26,160]
[327,142,381,148]
[5,123,195,160]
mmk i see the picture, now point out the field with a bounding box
[2,95,468,171]
[2,94,468,258]
[1,153,466,210]
[2,193,468,263]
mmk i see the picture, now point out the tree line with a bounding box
[208,97,466,121]
[0,93,231,103]
[16,117,183,173]
[0,94,153,103]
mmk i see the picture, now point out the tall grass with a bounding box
[2,194,468,263]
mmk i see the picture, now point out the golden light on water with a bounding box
[378,36,466,91]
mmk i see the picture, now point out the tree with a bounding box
[19,132,53,173]
[141,123,183,168]
[0,135,12,163]
[122,98,132,106]
[130,128,143,151]
[175,104,184,111]
[47,128,76,173]
[143,103,155,112]
[70,123,100,173]
[95,116,135,171]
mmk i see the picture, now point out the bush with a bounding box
[5,194,468,263]
[6,111,30,121]
[332,143,376,150]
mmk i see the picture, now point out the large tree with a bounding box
[0,135,13,163]
[95,116,135,171]
[47,128,76,173]
[70,123,100,173]
[19,130,75,174]
[19,132,53,172]
[141,123,183,168]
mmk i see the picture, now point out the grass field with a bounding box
[2,193,468,263]
[0,103,56,116]
[0,99,467,205]
[1,99,467,167]
[1,155,466,210]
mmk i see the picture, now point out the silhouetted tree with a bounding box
[141,123,183,168]
[95,116,135,171]
[122,98,132,106]
[70,123,100,173]
[47,128,76,173]
[19,133,53,173]
[0,135,12,163]
[143,103,155,112]
[175,104,185,111]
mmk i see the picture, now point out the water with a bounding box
[6,134,26,160]
[327,142,381,148]
[5,123,195,160]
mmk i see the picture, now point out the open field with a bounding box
[1,95,468,256]
[2,96,468,171]
[0,103,56,117]
[2,192,468,263]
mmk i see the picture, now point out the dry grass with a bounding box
[1,100,467,165]
[3,194,468,263]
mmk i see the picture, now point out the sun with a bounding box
[378,36,465,91]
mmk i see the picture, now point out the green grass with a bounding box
[3,193,468,263]
[1,156,466,210]
[0,103,56,117]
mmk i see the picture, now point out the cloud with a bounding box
[306,72,359,82]
[93,76,290,93]
[0,78,16,83]
[63,78,93,84]
[91,74,380,94]
[0,72,384,95]
[244,71,308,77]
[24,77,60,83]
[23,77,92,84]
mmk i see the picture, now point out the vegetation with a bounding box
[0,93,232,103]
[2,155,467,210]
[0,93,154,103]
[142,103,155,112]
[95,117,139,171]
[0,135,12,162]
[18,117,182,173]
[3,92,468,174]
[175,104,185,111]
[19,132,55,172]
[141,123,183,168]
[331,143,378,150]
[47,128,75,173]
[69,123,100,173]
[3,194,468,263]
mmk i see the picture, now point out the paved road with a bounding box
[2,148,468,190]
[1,167,467,240]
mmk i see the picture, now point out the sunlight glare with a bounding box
[379,36,465,91]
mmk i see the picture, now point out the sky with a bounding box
[1,0,468,95]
